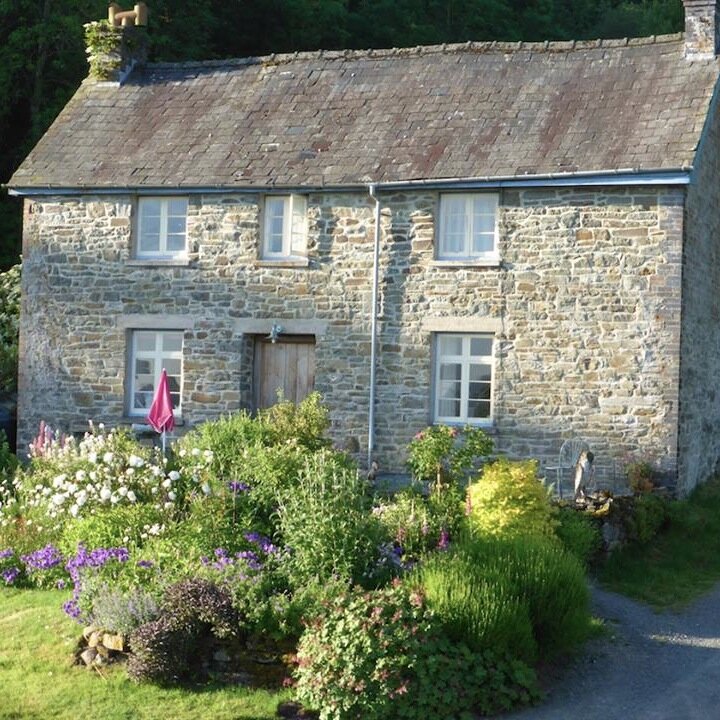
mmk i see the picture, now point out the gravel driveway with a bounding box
[507,582,720,720]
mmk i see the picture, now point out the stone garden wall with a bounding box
[18,186,683,483]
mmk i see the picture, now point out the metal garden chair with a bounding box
[546,438,590,499]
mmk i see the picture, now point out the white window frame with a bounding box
[437,193,499,263]
[128,330,184,417]
[261,194,308,260]
[136,197,188,259]
[433,334,494,425]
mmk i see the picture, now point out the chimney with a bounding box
[84,3,148,82]
[684,0,719,58]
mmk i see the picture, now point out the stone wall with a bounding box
[19,186,684,485]
[680,88,720,496]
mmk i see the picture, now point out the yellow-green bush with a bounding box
[466,459,557,539]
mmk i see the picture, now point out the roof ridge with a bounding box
[145,32,686,70]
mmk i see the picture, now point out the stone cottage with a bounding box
[7,1,720,494]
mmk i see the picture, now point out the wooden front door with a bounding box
[253,335,316,410]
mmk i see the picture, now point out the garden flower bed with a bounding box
[0,394,595,719]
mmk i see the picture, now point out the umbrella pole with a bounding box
[162,429,166,457]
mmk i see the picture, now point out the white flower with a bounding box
[168,491,177,501]
[148,523,161,535]
[76,493,87,507]
[88,452,98,464]
[69,504,79,518]
[203,449,213,459]
[89,472,97,482]
[191,448,201,457]
[52,475,66,489]
[127,490,137,503]
[151,466,162,477]
[110,494,119,504]
[169,470,180,481]
[103,452,114,464]
[75,470,86,481]
[51,493,66,506]
[98,423,105,430]
[151,486,158,494]
[178,448,187,457]
[162,478,172,489]
[128,454,144,468]
[125,468,135,476]
[118,486,128,497]
[201,483,211,496]
[100,487,112,502]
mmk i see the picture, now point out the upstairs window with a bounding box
[434,334,493,424]
[437,193,498,262]
[128,330,183,416]
[262,194,307,260]
[137,198,188,259]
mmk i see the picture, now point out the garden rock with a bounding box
[79,647,97,666]
[102,633,125,652]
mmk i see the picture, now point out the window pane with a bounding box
[135,359,153,376]
[469,381,491,401]
[167,376,181,394]
[469,363,492,382]
[439,336,462,356]
[162,333,183,352]
[168,199,188,216]
[470,338,492,357]
[472,233,494,254]
[136,332,157,352]
[472,196,496,215]
[439,398,461,417]
[167,217,186,235]
[468,400,490,418]
[439,380,461,401]
[134,391,153,409]
[439,363,461,381]
[474,213,495,234]
[141,200,162,218]
[166,234,185,252]
[140,233,160,253]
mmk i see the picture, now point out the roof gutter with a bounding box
[4,167,692,197]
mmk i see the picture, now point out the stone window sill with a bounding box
[431,259,501,269]
[126,258,192,267]
[121,417,185,428]
[255,258,310,268]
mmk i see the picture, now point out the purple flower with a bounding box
[56,579,66,590]
[136,560,154,569]
[21,544,64,573]
[0,548,14,560]
[2,567,20,585]
[244,532,279,555]
[228,481,249,493]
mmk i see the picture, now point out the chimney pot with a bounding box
[684,0,719,58]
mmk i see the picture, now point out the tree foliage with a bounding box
[0,0,683,267]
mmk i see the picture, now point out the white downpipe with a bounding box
[367,184,381,470]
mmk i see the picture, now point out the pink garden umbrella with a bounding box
[147,368,175,455]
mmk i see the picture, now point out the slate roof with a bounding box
[8,34,720,190]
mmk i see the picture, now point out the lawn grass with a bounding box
[0,589,289,720]
[598,477,720,610]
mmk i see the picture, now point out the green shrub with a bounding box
[460,534,591,659]
[275,452,381,588]
[59,504,168,559]
[407,425,493,486]
[90,585,159,635]
[0,264,20,393]
[416,551,537,663]
[373,484,465,560]
[0,429,17,481]
[466,459,558,540]
[555,508,603,567]
[258,391,331,452]
[624,493,669,545]
[294,583,539,720]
